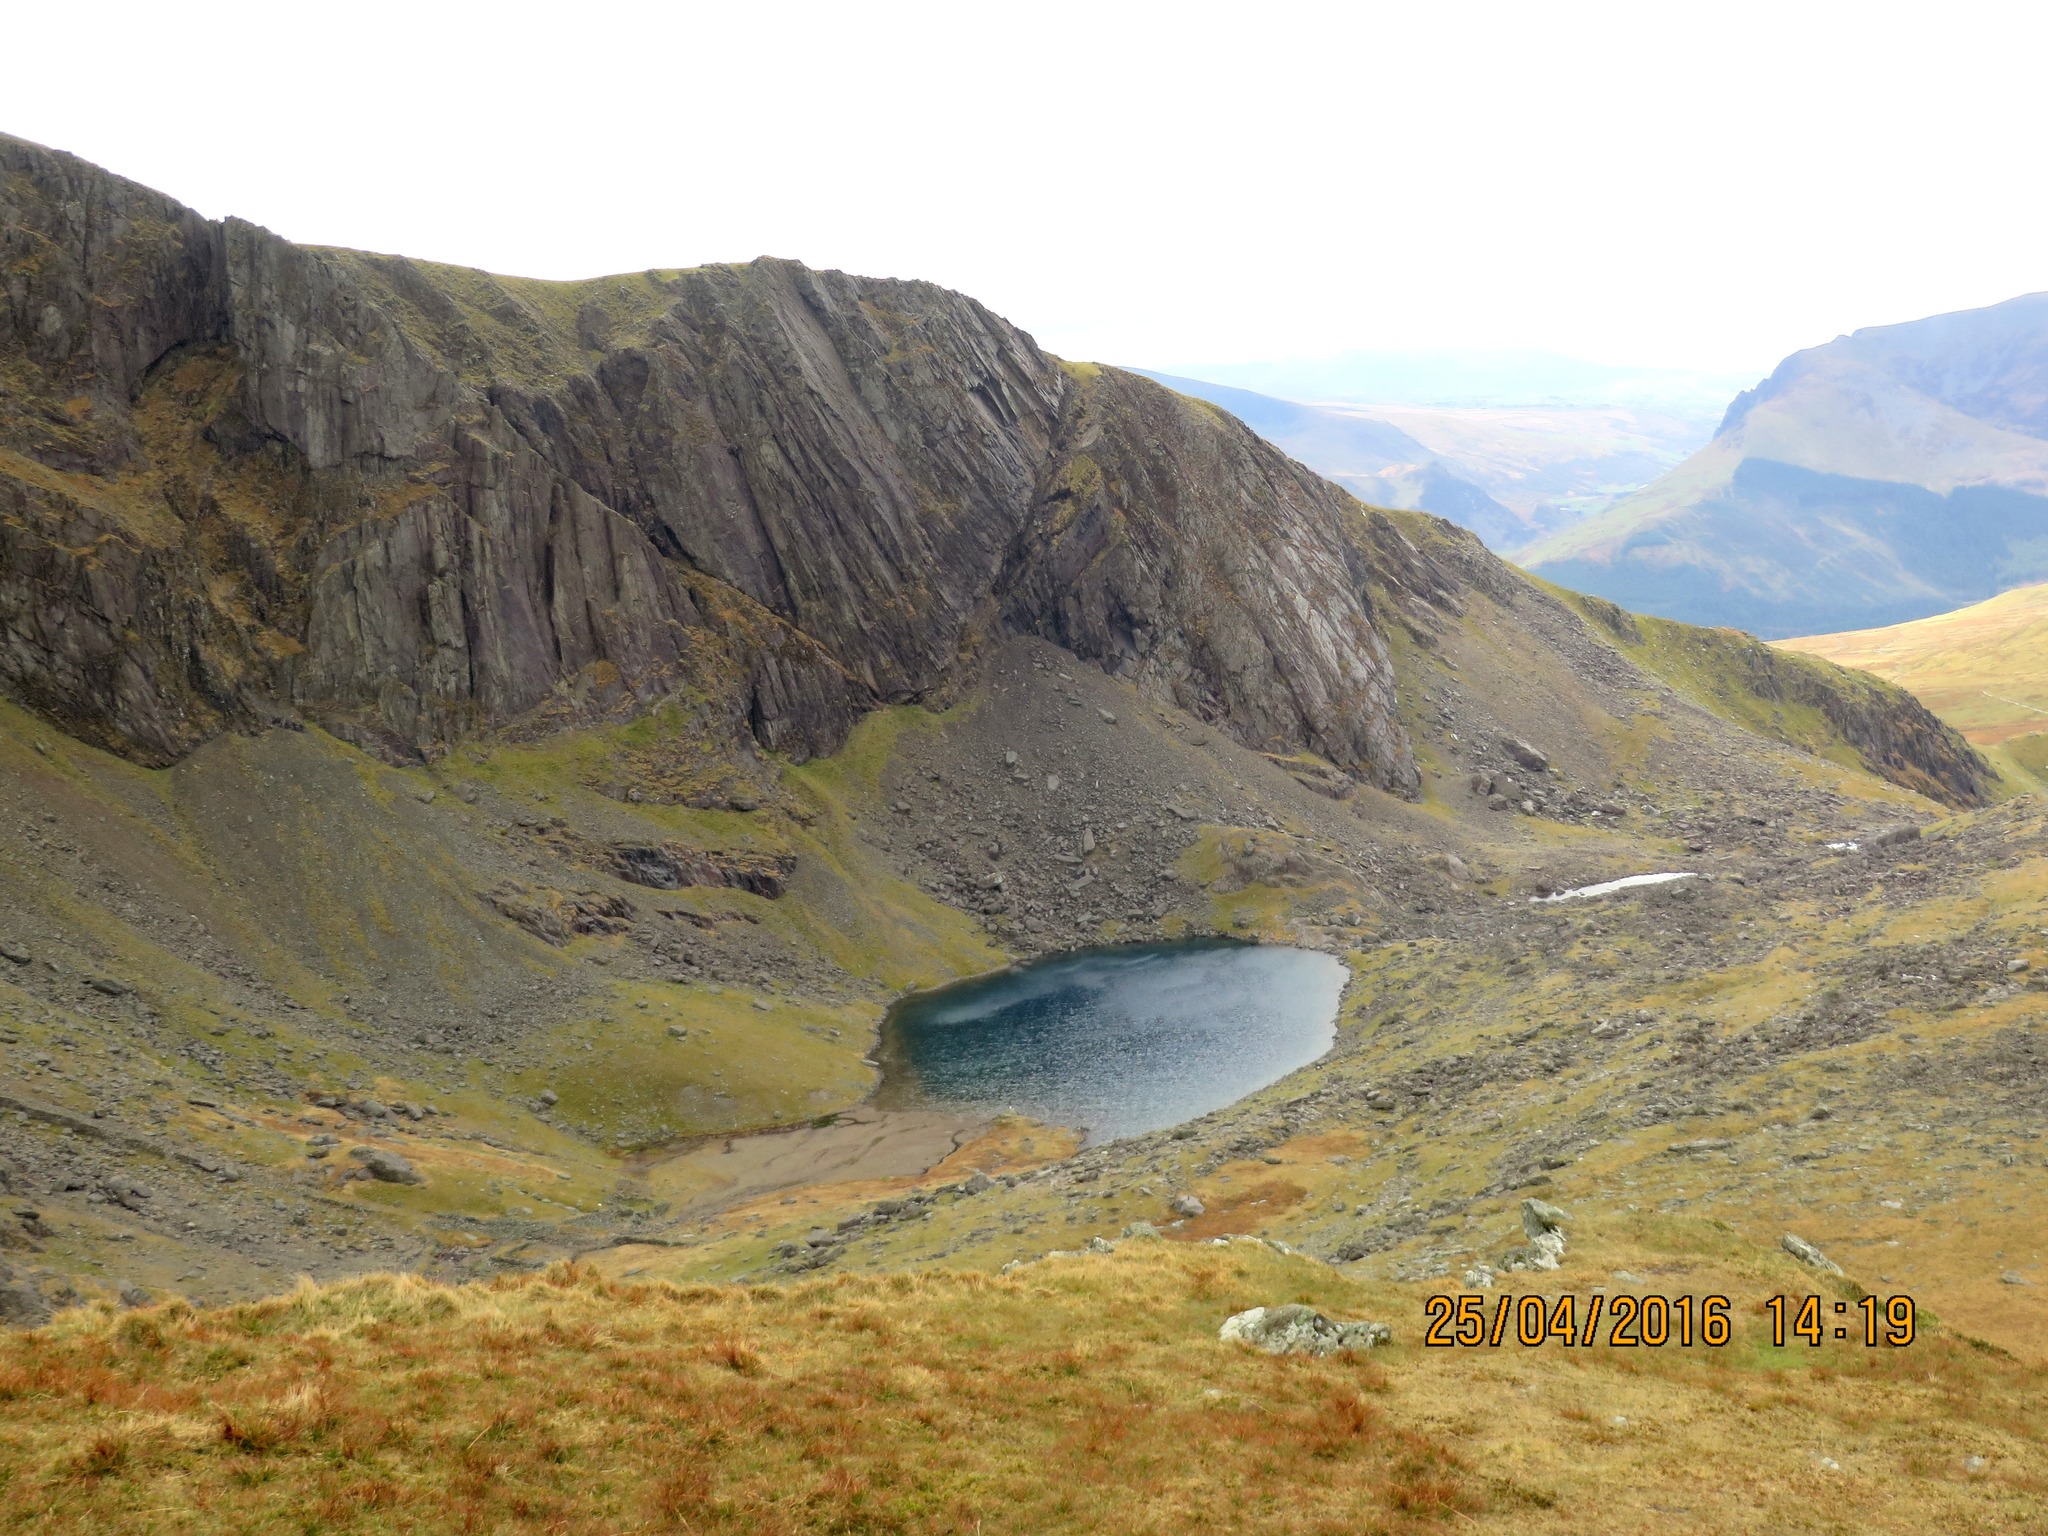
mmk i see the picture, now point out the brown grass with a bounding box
[0,1251,1477,1535]
[5,1241,2044,1534]
[1778,580,2048,746]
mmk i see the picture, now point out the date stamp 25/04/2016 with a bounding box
[1423,1293,1920,1349]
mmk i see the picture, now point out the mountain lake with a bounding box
[874,940,1348,1144]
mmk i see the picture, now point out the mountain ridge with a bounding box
[1526,291,2048,636]
[1,131,1451,797]
[1778,579,2048,760]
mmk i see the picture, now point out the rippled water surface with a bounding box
[875,941,1346,1143]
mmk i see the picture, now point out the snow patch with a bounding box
[1532,872,1698,904]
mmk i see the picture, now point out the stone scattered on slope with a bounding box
[1219,1304,1390,1356]
[349,1148,423,1185]
[1501,1197,1569,1272]
[0,1279,50,1327]
[1170,1193,1205,1218]
[1781,1233,1842,1274]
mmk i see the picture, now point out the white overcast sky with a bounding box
[9,0,2046,378]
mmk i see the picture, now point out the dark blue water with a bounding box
[875,940,1346,1143]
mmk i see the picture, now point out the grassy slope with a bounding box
[0,695,1005,1291]
[4,1244,2041,1535]
[5,556,2046,1528]
[1516,438,1745,567]
[1778,582,2048,752]
[1542,583,1990,803]
[7,779,2048,1527]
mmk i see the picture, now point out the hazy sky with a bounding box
[11,0,2046,378]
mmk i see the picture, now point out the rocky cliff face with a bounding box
[0,134,1990,808]
[1005,370,1429,791]
[0,134,1439,793]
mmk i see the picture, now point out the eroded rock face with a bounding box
[0,135,1437,785]
[606,844,795,897]
[0,133,1991,808]
[1002,367,1422,792]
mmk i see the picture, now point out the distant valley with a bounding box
[1526,292,2048,637]
[1134,368,1723,555]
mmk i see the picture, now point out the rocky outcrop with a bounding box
[1002,367,1420,792]
[1719,639,1993,807]
[606,844,795,897]
[1558,588,1991,807]
[485,883,635,946]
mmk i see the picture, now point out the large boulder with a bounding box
[348,1147,424,1185]
[1521,1198,1568,1237]
[1501,1197,1569,1272]
[1218,1304,1390,1356]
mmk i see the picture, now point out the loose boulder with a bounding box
[1781,1233,1842,1274]
[1219,1304,1390,1356]
[348,1148,424,1185]
[0,1279,50,1327]
[1501,1197,1569,1272]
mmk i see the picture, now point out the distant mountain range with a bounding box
[1132,371,1718,554]
[1524,293,2048,637]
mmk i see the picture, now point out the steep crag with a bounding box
[0,133,1444,794]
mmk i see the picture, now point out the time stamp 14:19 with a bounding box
[1423,1293,1920,1349]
